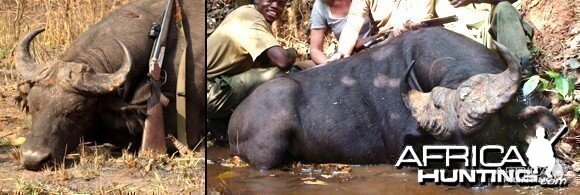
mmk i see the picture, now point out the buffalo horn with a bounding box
[14,29,45,82]
[402,42,521,140]
[73,38,133,94]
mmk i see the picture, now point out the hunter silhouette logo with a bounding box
[526,123,568,178]
[396,121,569,186]
[526,127,556,178]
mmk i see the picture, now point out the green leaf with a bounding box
[522,75,540,96]
[544,70,561,78]
[539,78,551,89]
[555,76,570,97]
[568,78,575,95]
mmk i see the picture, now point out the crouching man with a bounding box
[207,0,297,137]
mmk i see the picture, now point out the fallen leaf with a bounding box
[559,143,573,154]
[231,156,241,164]
[569,58,580,69]
[0,138,10,146]
[301,176,315,181]
[217,171,236,179]
[304,180,327,185]
[573,162,580,173]
[221,156,249,168]
[321,174,333,179]
[10,137,25,146]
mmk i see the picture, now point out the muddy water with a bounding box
[208,147,579,194]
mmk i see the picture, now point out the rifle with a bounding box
[549,119,568,145]
[141,0,174,155]
[357,15,459,50]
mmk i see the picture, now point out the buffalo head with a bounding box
[402,41,558,144]
[14,29,133,170]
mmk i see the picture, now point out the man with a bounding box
[207,0,296,121]
[434,0,534,76]
[330,0,435,61]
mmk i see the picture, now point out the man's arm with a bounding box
[335,16,365,59]
[449,0,516,7]
[262,46,296,71]
[310,29,328,65]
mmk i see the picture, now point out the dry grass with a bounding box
[0,0,131,82]
[0,1,205,194]
[6,143,206,194]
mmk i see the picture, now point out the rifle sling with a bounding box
[175,0,189,148]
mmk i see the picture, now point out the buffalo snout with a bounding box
[20,148,52,170]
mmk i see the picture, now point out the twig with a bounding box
[553,102,578,116]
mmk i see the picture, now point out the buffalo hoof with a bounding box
[20,149,51,170]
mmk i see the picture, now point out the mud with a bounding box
[207,146,579,194]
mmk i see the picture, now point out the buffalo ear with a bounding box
[517,106,559,135]
[104,98,147,135]
[120,104,147,135]
[14,82,32,113]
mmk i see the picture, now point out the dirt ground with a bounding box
[0,81,205,194]
[0,0,205,193]
[521,0,579,70]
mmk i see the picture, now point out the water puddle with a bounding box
[207,146,578,194]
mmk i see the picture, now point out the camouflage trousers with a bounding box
[489,2,534,65]
[442,2,533,75]
[207,67,280,119]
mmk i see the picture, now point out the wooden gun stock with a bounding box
[141,77,169,154]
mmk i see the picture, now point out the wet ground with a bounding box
[207,146,579,194]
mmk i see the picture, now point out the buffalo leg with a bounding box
[229,78,301,170]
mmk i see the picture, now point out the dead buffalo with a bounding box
[14,0,205,170]
[228,27,557,170]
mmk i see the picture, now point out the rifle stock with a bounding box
[141,79,167,154]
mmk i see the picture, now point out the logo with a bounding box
[395,124,569,186]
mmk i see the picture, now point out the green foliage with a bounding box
[544,70,560,78]
[522,70,575,99]
[522,75,539,96]
[0,48,8,59]
[529,45,546,59]
[555,76,570,97]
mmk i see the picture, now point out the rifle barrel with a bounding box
[151,0,174,61]
[549,125,568,145]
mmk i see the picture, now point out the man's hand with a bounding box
[392,25,408,37]
[327,52,346,63]
[286,48,298,60]
[449,0,478,8]
[263,46,297,71]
